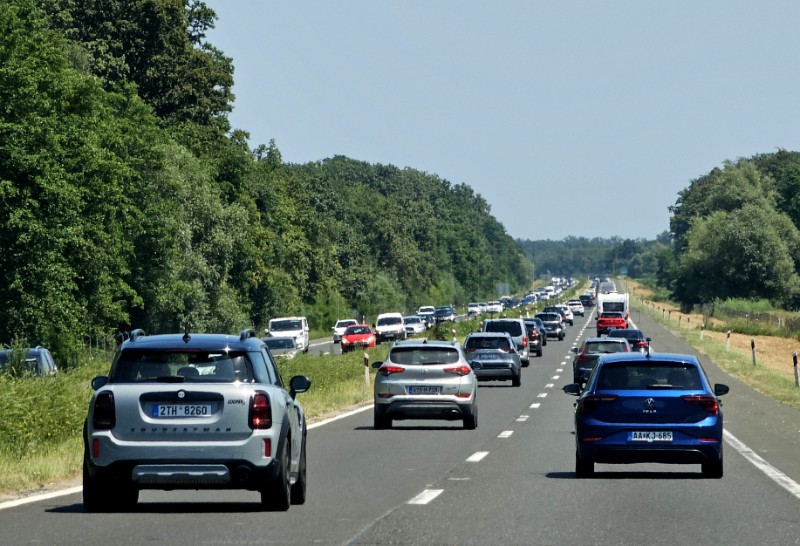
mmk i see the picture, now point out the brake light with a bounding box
[92,391,115,430]
[580,394,618,414]
[522,335,527,348]
[378,365,405,376]
[444,365,472,376]
[249,392,272,429]
[635,341,648,348]
[681,394,719,414]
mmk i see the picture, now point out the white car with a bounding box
[266,316,310,352]
[83,330,311,512]
[375,312,407,343]
[486,301,504,314]
[566,300,585,317]
[332,319,358,343]
[467,303,482,316]
[403,315,427,336]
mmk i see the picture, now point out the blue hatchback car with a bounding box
[563,352,729,478]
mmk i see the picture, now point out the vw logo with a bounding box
[644,398,655,411]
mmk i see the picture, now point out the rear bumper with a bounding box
[578,443,722,465]
[376,398,476,421]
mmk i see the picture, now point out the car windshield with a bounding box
[265,338,295,349]
[111,350,251,383]
[345,326,372,335]
[377,316,402,326]
[270,319,302,331]
[465,337,511,351]
[336,320,356,328]
[390,347,460,365]
[597,363,702,390]
[484,321,522,336]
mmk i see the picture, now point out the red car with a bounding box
[596,312,627,336]
[340,324,377,353]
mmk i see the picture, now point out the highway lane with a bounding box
[3,308,800,544]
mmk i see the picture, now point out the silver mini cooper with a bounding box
[83,329,311,512]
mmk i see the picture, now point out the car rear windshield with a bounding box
[536,313,561,322]
[390,347,460,365]
[484,321,522,336]
[111,350,252,383]
[596,363,702,390]
[584,341,629,354]
[465,337,512,351]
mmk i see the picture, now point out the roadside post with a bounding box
[700,324,705,340]
[793,352,799,387]
[364,352,370,388]
[726,331,731,351]
[452,329,457,342]
[751,339,757,366]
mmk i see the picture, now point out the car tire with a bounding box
[575,451,594,478]
[558,333,564,341]
[702,457,723,479]
[290,435,307,505]
[512,373,521,387]
[262,439,291,511]
[521,358,530,368]
[83,453,138,512]
[374,411,392,430]
[537,348,543,357]
[463,410,478,430]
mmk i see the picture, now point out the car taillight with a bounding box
[580,394,618,414]
[92,391,115,430]
[635,341,648,348]
[522,335,527,348]
[444,365,472,376]
[681,394,719,414]
[378,365,405,376]
[249,392,272,429]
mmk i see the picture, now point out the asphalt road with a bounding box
[3,308,800,545]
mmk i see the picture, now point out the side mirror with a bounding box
[571,347,578,354]
[91,376,109,391]
[714,383,729,396]
[289,375,312,399]
[562,383,581,396]
[371,361,383,369]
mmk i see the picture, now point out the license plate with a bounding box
[408,386,441,395]
[478,353,500,360]
[153,404,212,417]
[628,431,673,442]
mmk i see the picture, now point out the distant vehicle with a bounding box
[463,332,522,387]
[596,312,627,336]
[403,315,427,336]
[264,337,299,359]
[340,324,377,353]
[485,301,504,314]
[417,306,435,327]
[571,337,631,384]
[332,319,358,343]
[522,318,545,357]
[467,303,482,317]
[266,316,310,353]
[535,312,565,341]
[0,347,58,377]
[607,329,650,353]
[543,305,571,327]
[579,294,595,307]
[375,312,407,343]
[83,329,312,511]
[372,340,478,429]
[433,306,457,323]
[596,292,629,319]
[566,299,585,317]
[481,318,530,366]
[563,352,729,478]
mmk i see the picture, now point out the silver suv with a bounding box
[372,340,478,430]
[480,318,530,366]
[83,329,311,512]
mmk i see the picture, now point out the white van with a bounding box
[375,312,406,344]
[266,316,310,353]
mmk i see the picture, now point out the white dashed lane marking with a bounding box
[530,403,541,409]
[408,489,443,505]
[538,393,548,398]
[516,415,529,422]
[499,430,515,438]
[467,451,489,462]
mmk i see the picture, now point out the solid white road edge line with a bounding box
[724,430,800,500]
[0,486,83,511]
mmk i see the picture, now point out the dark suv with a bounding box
[481,318,530,366]
[571,337,631,384]
[607,329,650,353]
[83,329,311,512]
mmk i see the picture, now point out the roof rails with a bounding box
[130,329,146,341]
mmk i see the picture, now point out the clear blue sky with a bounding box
[206,1,800,241]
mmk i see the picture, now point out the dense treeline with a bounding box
[516,235,669,281]
[662,151,800,311]
[0,0,530,363]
